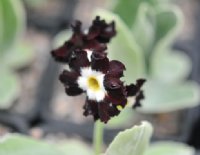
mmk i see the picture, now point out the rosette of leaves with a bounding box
[94,0,200,113]
[0,0,33,109]
[0,121,194,155]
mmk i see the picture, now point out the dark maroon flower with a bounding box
[58,49,145,123]
[51,16,116,63]
[51,17,146,123]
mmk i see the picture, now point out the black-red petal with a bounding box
[65,86,83,96]
[104,76,127,106]
[59,70,79,86]
[51,42,74,63]
[126,79,146,96]
[59,70,83,96]
[108,60,126,78]
[87,16,116,43]
[126,79,146,109]
[91,52,109,73]
[83,98,121,123]
[68,50,90,71]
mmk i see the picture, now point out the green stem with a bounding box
[93,120,104,155]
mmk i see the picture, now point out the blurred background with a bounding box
[1,0,200,153]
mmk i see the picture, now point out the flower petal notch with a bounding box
[87,16,116,43]
[51,16,116,63]
[51,16,146,123]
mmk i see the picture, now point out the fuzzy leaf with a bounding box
[0,69,20,109]
[0,134,66,155]
[151,50,191,83]
[139,80,200,113]
[59,140,93,155]
[151,5,184,77]
[0,0,25,52]
[144,0,172,6]
[132,3,155,55]
[154,5,183,45]
[94,9,146,83]
[112,0,142,28]
[3,42,34,69]
[111,0,171,27]
[144,141,195,155]
[105,121,153,155]
[0,2,3,49]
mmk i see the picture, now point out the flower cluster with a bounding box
[51,16,145,123]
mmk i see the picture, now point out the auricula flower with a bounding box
[51,16,116,63]
[51,16,145,123]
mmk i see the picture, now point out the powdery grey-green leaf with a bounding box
[59,140,93,155]
[139,80,200,113]
[110,0,171,26]
[154,5,183,46]
[3,42,34,69]
[0,0,25,52]
[94,9,146,83]
[2,0,18,46]
[0,2,3,49]
[144,141,195,155]
[151,5,183,73]
[112,0,142,28]
[0,69,20,109]
[132,3,155,55]
[151,50,191,83]
[105,121,153,155]
[144,0,172,6]
[0,134,66,155]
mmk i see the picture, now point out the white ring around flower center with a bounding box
[77,67,106,102]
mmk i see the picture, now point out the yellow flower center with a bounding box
[117,105,123,111]
[88,76,100,91]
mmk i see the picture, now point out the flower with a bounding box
[59,49,145,123]
[51,16,116,63]
[52,16,145,123]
